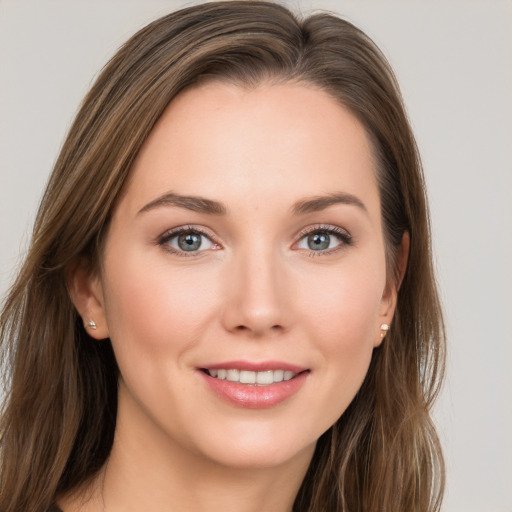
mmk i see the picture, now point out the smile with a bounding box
[199,362,309,408]
[206,369,297,385]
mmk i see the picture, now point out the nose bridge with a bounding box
[222,239,287,336]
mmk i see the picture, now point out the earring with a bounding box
[380,323,389,338]
[86,319,97,330]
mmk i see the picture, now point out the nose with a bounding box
[221,246,288,337]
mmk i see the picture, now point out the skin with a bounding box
[66,82,401,512]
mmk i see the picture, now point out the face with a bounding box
[76,82,397,471]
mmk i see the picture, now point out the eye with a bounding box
[159,227,218,255]
[296,226,352,253]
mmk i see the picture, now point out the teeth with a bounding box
[256,370,273,385]
[273,370,284,382]
[226,369,239,381]
[240,370,256,384]
[207,368,298,385]
[284,371,295,381]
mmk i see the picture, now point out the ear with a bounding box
[66,259,109,340]
[375,231,410,347]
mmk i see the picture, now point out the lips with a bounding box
[198,361,309,408]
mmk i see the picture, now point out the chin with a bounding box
[184,420,319,471]
[206,442,316,471]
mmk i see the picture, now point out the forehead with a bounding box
[122,81,380,218]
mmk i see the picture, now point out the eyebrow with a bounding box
[291,192,367,215]
[138,192,227,216]
[137,191,367,217]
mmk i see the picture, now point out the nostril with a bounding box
[232,323,284,335]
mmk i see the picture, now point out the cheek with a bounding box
[300,264,383,423]
[295,255,385,402]
[102,250,220,355]
[297,258,385,345]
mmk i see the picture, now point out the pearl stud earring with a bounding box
[86,319,97,330]
[380,323,389,338]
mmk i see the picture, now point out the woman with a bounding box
[0,2,445,511]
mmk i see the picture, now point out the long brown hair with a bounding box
[0,2,445,511]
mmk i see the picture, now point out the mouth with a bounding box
[202,368,299,386]
[198,361,309,407]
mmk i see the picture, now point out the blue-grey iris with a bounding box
[178,233,202,251]
[308,232,330,250]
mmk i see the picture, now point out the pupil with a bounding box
[178,233,201,251]
[308,232,330,251]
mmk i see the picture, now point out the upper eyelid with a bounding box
[295,224,351,239]
[159,225,218,243]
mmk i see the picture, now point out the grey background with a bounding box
[1,1,511,510]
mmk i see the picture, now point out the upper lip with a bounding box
[199,360,308,373]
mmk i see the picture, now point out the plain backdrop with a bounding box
[0,1,511,510]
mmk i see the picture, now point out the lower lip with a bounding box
[200,371,309,409]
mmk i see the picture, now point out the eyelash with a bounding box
[295,225,353,257]
[158,226,219,257]
[157,224,353,257]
